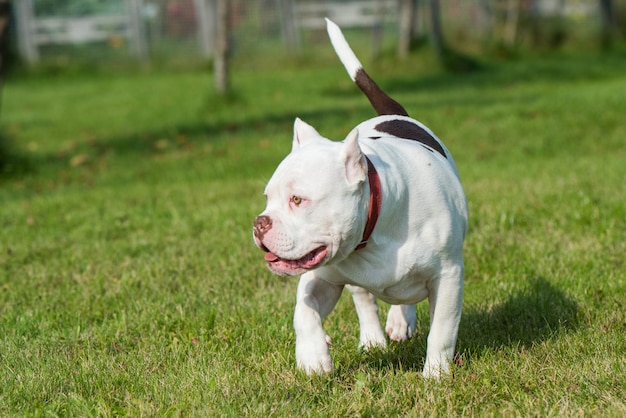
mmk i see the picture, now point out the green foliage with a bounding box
[1,51,625,415]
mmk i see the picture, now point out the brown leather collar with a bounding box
[355,155,382,250]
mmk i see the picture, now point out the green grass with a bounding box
[1,50,625,416]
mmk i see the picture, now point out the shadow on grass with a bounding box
[8,104,360,177]
[458,277,579,354]
[0,131,33,179]
[353,277,579,373]
[10,50,626,179]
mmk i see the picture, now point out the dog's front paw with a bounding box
[296,352,333,375]
[422,359,451,379]
[385,304,416,342]
[297,356,333,375]
[296,334,333,375]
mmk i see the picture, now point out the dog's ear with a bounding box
[292,118,323,151]
[341,129,367,185]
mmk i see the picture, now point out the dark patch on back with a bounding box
[354,69,409,117]
[374,119,447,159]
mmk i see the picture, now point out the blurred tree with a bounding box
[428,0,479,71]
[214,0,230,94]
[599,0,619,47]
[279,0,299,53]
[0,0,8,118]
[398,0,417,58]
[428,0,445,63]
[504,0,522,46]
[0,0,10,173]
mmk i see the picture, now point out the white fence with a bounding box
[15,0,219,63]
[15,0,402,64]
[13,0,603,65]
[296,0,396,29]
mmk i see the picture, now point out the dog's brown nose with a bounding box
[253,215,272,240]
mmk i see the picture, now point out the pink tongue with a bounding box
[264,252,280,262]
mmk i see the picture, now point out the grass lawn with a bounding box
[1,49,625,415]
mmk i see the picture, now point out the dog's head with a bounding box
[253,118,368,276]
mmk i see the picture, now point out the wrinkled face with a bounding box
[253,119,367,276]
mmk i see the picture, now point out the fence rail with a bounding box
[296,0,396,29]
[33,16,130,44]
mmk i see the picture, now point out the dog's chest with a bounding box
[324,255,433,305]
[376,277,430,305]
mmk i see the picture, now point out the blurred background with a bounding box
[4,0,626,79]
[1,0,624,177]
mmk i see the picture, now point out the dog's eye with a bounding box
[291,196,302,206]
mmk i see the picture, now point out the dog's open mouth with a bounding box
[262,246,328,274]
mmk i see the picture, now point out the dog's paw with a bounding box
[296,333,333,375]
[358,332,387,350]
[385,305,416,342]
[422,360,450,379]
[297,354,333,375]
[358,322,387,349]
[422,349,454,378]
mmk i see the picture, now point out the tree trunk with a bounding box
[599,0,618,46]
[398,0,417,58]
[0,0,10,119]
[0,0,11,173]
[195,0,216,58]
[279,0,300,54]
[127,0,149,61]
[475,0,494,40]
[214,0,231,94]
[504,0,521,46]
[428,0,445,63]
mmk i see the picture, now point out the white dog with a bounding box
[253,19,468,378]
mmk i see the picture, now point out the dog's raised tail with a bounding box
[326,18,408,117]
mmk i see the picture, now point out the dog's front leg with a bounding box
[294,271,343,374]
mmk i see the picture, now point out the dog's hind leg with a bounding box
[346,285,387,349]
[423,261,464,378]
[385,304,417,342]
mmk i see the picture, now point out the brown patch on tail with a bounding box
[354,69,408,117]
